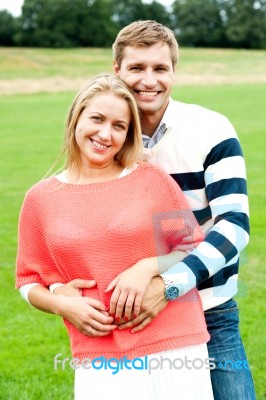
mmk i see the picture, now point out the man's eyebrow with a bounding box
[156,63,170,68]
[127,62,143,67]
[127,61,170,68]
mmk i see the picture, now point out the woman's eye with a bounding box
[115,124,127,130]
[91,116,101,121]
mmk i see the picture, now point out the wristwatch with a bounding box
[161,276,180,301]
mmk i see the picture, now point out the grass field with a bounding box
[0,47,266,399]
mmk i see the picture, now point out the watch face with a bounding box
[166,285,179,300]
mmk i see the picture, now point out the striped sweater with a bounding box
[16,163,209,359]
[145,99,249,311]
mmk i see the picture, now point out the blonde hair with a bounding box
[64,74,142,175]
[113,20,179,69]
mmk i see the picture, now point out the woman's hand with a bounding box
[105,257,157,322]
[53,279,96,297]
[28,284,115,337]
[55,295,116,337]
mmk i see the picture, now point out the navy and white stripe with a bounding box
[142,98,249,310]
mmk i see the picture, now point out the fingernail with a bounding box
[110,313,115,318]
[115,316,120,323]
[134,314,138,319]
[124,316,129,321]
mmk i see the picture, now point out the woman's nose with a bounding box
[98,124,112,140]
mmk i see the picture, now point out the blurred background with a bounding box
[0,0,265,49]
[0,1,265,399]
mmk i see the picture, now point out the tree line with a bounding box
[0,0,266,49]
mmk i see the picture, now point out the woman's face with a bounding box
[75,93,131,169]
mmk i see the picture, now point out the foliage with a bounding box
[171,0,266,48]
[109,0,150,27]
[145,1,172,26]
[14,0,118,47]
[0,10,17,45]
[0,0,266,48]
[221,0,266,49]
[171,0,225,47]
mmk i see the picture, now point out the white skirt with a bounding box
[75,343,214,400]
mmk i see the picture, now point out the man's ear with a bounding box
[113,61,120,75]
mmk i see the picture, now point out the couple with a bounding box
[16,20,255,399]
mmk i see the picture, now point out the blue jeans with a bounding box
[205,298,256,400]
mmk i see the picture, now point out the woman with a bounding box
[16,74,213,399]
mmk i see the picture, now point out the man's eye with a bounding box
[130,66,141,71]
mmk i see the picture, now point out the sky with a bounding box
[0,0,173,16]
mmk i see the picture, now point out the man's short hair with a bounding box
[113,20,179,69]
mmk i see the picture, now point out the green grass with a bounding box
[0,47,265,80]
[0,47,113,79]
[0,48,265,399]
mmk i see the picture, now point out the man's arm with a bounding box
[162,136,249,296]
[120,121,249,330]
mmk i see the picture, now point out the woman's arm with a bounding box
[27,284,116,337]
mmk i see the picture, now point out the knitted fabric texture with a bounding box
[16,163,209,359]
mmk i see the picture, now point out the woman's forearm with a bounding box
[27,284,115,336]
[28,285,64,315]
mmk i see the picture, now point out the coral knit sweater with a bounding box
[16,163,209,359]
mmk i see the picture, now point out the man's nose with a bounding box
[142,70,157,87]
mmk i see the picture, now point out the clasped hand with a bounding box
[54,258,167,336]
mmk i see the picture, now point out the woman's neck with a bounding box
[67,161,124,184]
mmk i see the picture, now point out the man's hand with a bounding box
[117,276,168,333]
[105,257,157,322]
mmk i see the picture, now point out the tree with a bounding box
[145,1,172,26]
[15,0,118,47]
[172,0,224,47]
[109,0,150,29]
[79,0,118,47]
[221,0,266,48]
[0,10,17,46]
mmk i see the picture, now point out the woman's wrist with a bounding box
[52,294,71,317]
[136,257,158,277]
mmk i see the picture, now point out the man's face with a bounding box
[114,42,175,119]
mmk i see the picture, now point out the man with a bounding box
[110,20,255,399]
